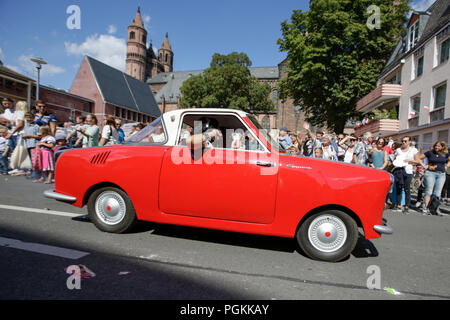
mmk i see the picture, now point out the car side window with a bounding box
[176,114,266,152]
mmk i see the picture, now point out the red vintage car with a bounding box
[44,109,392,262]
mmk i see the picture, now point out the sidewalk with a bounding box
[388,191,450,216]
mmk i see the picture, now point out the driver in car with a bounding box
[185,117,222,149]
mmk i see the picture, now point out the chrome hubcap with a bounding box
[95,191,126,225]
[308,215,347,253]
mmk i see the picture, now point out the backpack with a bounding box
[428,195,441,215]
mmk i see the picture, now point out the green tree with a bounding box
[180,52,275,113]
[278,0,410,133]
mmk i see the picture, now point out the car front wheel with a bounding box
[87,187,137,233]
[296,210,358,262]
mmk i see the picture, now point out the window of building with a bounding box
[115,107,120,117]
[434,82,447,110]
[439,38,450,64]
[129,31,135,40]
[438,130,448,143]
[422,132,433,150]
[416,55,424,77]
[410,95,421,118]
[385,71,401,85]
[408,20,420,50]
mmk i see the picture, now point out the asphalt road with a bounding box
[0,175,449,301]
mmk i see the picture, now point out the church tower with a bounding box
[158,33,173,73]
[126,7,147,82]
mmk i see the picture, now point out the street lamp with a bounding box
[30,57,47,101]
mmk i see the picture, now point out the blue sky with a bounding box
[0,0,434,91]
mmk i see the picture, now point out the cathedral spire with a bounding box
[160,32,172,51]
[131,7,144,28]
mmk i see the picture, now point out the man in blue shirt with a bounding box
[278,127,292,150]
[33,101,57,136]
[115,119,125,143]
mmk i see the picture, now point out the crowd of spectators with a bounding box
[1,96,449,216]
[275,123,450,216]
[0,98,145,183]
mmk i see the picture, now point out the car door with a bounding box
[158,116,278,224]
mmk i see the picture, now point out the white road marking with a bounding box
[0,204,84,218]
[0,237,89,259]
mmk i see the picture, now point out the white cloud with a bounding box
[6,55,65,77]
[0,48,4,60]
[65,34,126,71]
[411,0,434,12]
[4,65,21,73]
[143,13,151,24]
[107,25,117,34]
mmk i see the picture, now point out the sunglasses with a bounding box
[402,140,409,143]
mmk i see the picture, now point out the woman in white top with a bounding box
[392,136,418,213]
[321,134,337,161]
[6,101,27,175]
[99,115,119,146]
[339,135,357,164]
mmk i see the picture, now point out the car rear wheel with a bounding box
[87,187,137,233]
[296,210,358,262]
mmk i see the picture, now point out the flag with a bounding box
[424,106,430,111]
[409,110,416,117]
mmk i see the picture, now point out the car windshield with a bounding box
[125,117,167,144]
[247,115,284,152]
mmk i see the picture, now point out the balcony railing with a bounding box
[354,119,400,137]
[356,84,402,113]
[430,108,445,123]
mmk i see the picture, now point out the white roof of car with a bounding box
[163,108,249,118]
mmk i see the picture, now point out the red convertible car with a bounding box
[44,109,392,262]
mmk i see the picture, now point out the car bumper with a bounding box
[374,218,393,235]
[44,190,77,203]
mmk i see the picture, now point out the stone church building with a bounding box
[124,7,316,134]
[126,7,173,82]
[122,8,305,133]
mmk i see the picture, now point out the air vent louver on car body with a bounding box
[90,151,111,165]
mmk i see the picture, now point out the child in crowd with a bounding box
[33,126,56,184]
[21,112,41,179]
[0,126,11,175]
[53,132,67,152]
[314,147,323,159]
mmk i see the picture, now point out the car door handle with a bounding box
[256,161,275,167]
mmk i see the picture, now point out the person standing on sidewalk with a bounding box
[353,132,373,166]
[21,112,41,179]
[417,141,450,215]
[392,136,418,214]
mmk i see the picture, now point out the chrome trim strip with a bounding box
[374,224,393,235]
[44,190,77,202]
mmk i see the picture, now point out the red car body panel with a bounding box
[55,143,390,240]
